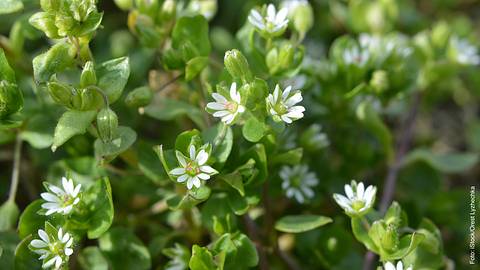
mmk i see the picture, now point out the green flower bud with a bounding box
[431,21,451,49]
[70,0,97,22]
[224,49,251,81]
[113,0,133,11]
[284,0,314,37]
[80,61,97,88]
[97,108,118,142]
[72,88,96,111]
[47,81,74,107]
[125,86,153,108]
[370,70,389,94]
[278,43,295,69]
[0,81,23,118]
[381,223,399,252]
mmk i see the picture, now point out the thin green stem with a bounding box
[8,133,23,202]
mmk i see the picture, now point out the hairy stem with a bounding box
[363,91,422,270]
[8,133,23,202]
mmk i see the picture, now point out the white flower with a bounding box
[40,177,81,216]
[449,36,480,65]
[342,45,370,67]
[333,180,377,216]
[206,82,245,125]
[248,4,289,37]
[169,144,218,190]
[266,84,305,124]
[383,261,412,270]
[29,227,74,270]
[280,165,318,204]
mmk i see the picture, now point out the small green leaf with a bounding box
[0,0,23,14]
[52,110,96,151]
[270,148,303,166]
[14,235,42,270]
[185,56,209,81]
[203,124,233,164]
[74,12,103,36]
[189,245,216,270]
[172,16,211,57]
[0,200,19,231]
[175,129,201,155]
[96,57,130,103]
[275,215,332,233]
[94,126,137,161]
[0,49,15,82]
[84,178,114,239]
[32,42,76,83]
[144,97,206,129]
[99,227,151,270]
[351,217,379,253]
[0,231,19,269]
[382,232,425,261]
[78,246,108,270]
[242,116,267,143]
[402,148,478,173]
[166,186,211,210]
[17,200,49,239]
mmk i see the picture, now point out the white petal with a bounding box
[237,105,245,113]
[285,110,304,119]
[222,114,234,124]
[213,110,231,117]
[273,85,281,103]
[357,182,365,200]
[170,168,186,175]
[276,8,288,24]
[396,261,403,270]
[189,145,196,160]
[200,166,216,174]
[384,262,395,270]
[285,92,302,107]
[63,205,73,214]
[207,102,227,110]
[196,150,209,165]
[72,184,81,197]
[192,177,201,188]
[58,228,63,240]
[65,248,73,256]
[177,174,189,183]
[197,173,210,180]
[30,239,48,248]
[41,193,59,202]
[176,152,187,167]
[187,178,194,190]
[45,208,58,215]
[282,86,292,100]
[294,190,305,203]
[212,93,227,103]
[43,257,57,268]
[66,237,73,247]
[38,230,49,243]
[267,4,276,21]
[344,184,355,199]
[281,115,292,123]
[55,256,62,268]
[49,185,65,196]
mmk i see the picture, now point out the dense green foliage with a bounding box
[0,0,479,269]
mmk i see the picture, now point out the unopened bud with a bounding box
[80,61,97,88]
[125,86,153,108]
[285,0,314,36]
[381,223,399,252]
[97,108,118,142]
[224,49,251,81]
[47,81,74,106]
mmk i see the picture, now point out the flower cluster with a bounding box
[248,4,289,37]
[280,165,318,203]
[41,177,82,215]
[29,227,74,270]
[170,144,218,190]
[266,85,305,124]
[333,180,377,216]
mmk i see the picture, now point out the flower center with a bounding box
[61,195,74,207]
[291,175,302,187]
[185,161,200,176]
[49,241,62,255]
[274,103,288,114]
[351,200,365,211]
[225,101,238,113]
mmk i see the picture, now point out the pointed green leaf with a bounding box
[275,215,332,233]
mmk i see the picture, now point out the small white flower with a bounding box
[342,45,370,67]
[248,4,289,37]
[29,227,74,270]
[333,180,377,216]
[280,165,318,204]
[449,36,480,65]
[383,261,412,270]
[266,84,305,124]
[170,144,218,190]
[206,82,245,125]
[40,177,81,216]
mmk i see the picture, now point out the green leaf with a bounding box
[14,235,42,270]
[52,110,96,151]
[382,232,425,261]
[211,233,258,270]
[240,144,267,186]
[0,200,19,231]
[78,246,108,270]
[270,148,303,166]
[0,49,15,82]
[144,97,206,129]
[17,200,49,239]
[94,126,137,162]
[20,114,54,149]
[99,227,151,270]
[356,100,393,161]
[96,57,130,103]
[189,245,216,270]
[242,116,267,143]
[137,142,168,184]
[83,178,114,239]
[0,0,23,14]
[185,56,209,81]
[402,148,478,173]
[0,231,19,269]
[172,16,211,57]
[275,215,332,233]
[351,217,379,253]
[74,12,103,36]
[203,124,233,164]
[166,186,211,210]
[175,129,201,155]
[32,42,76,83]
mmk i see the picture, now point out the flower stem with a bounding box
[8,133,22,202]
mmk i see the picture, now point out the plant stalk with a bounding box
[8,133,23,202]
